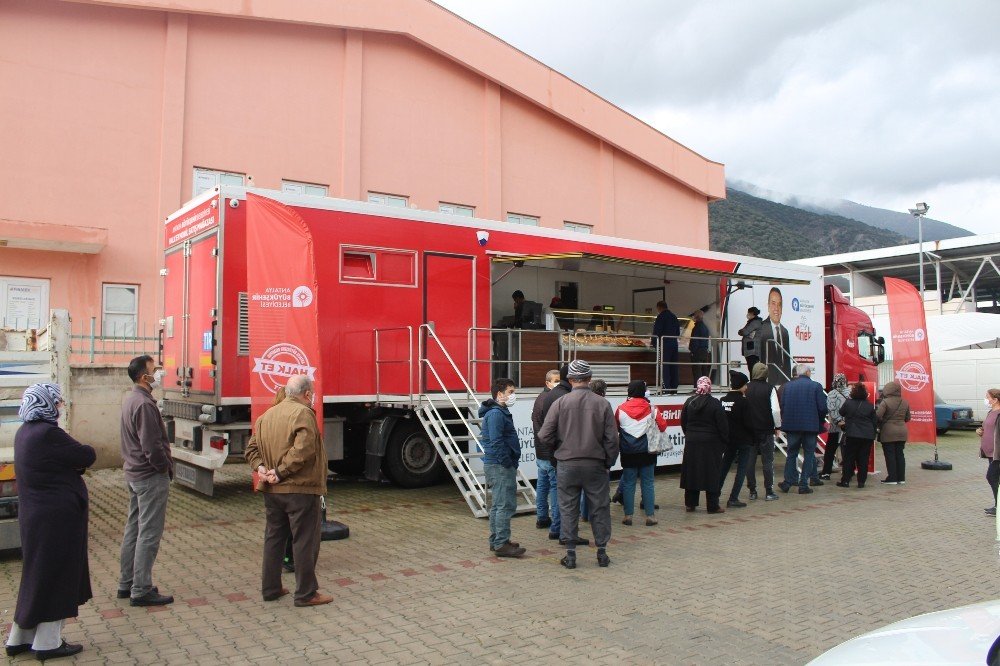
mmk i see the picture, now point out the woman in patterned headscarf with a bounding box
[819,373,850,480]
[680,377,730,513]
[5,384,95,660]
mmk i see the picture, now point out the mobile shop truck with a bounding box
[160,187,883,498]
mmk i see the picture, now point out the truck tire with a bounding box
[382,421,446,488]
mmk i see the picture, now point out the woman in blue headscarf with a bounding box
[5,384,95,660]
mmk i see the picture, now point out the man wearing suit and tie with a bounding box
[757,287,792,386]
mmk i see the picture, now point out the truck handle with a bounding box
[210,320,218,367]
[157,328,164,366]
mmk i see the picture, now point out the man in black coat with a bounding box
[719,372,754,508]
[652,301,680,393]
[745,363,782,501]
[531,369,561,535]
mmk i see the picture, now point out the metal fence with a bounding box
[69,317,158,364]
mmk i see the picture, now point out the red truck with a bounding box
[160,187,883,502]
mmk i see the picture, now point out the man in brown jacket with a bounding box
[245,375,332,607]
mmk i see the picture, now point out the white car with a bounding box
[808,600,1000,665]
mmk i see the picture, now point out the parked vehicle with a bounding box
[159,187,883,497]
[807,599,1000,665]
[934,392,977,435]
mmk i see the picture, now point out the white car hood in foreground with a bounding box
[808,600,1000,665]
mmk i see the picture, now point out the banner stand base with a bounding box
[921,459,953,471]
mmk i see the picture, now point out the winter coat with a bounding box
[981,410,1000,460]
[840,398,877,440]
[531,388,551,460]
[779,375,828,433]
[680,394,729,492]
[746,378,782,434]
[615,397,667,468]
[478,399,520,468]
[245,397,327,495]
[876,381,911,443]
[738,316,764,357]
[720,390,754,447]
[14,420,96,628]
[826,388,849,434]
[536,380,571,460]
[652,309,680,352]
[689,321,710,352]
[537,387,619,468]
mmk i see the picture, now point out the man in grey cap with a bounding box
[537,360,620,569]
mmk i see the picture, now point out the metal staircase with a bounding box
[416,324,536,518]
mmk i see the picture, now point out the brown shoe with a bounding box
[263,587,289,601]
[707,507,726,514]
[494,542,526,558]
[294,592,334,607]
[645,518,658,526]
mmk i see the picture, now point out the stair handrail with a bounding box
[373,326,414,406]
[418,323,483,451]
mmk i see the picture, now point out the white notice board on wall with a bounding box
[0,277,50,329]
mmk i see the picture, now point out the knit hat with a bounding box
[567,359,592,380]
[730,371,749,390]
[751,364,768,381]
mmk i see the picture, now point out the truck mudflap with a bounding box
[364,416,402,482]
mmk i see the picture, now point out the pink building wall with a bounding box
[0,0,724,331]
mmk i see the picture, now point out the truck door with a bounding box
[163,232,219,396]
[424,254,475,392]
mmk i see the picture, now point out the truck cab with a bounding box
[825,284,884,385]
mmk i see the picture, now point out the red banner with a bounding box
[884,277,936,444]
[246,193,323,437]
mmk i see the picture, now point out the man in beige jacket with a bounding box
[245,375,332,607]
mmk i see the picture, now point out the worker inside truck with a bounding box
[485,254,726,394]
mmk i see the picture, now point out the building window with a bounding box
[193,168,245,196]
[439,202,474,217]
[564,221,593,234]
[282,180,329,197]
[506,213,539,226]
[103,283,138,336]
[367,192,409,208]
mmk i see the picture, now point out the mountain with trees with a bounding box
[708,187,910,261]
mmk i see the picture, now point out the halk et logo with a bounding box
[914,328,925,342]
[795,316,812,341]
[292,285,314,308]
[895,361,930,392]
[792,298,800,312]
[252,343,317,393]
[893,328,927,344]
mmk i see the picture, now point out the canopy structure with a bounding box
[871,312,1000,356]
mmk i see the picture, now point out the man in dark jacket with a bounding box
[538,360,620,569]
[778,365,828,494]
[719,372,754,508]
[652,301,680,392]
[479,378,525,558]
[532,370,561,534]
[118,355,174,607]
[536,364,571,460]
[745,363,782,501]
[737,307,764,374]
[689,310,712,383]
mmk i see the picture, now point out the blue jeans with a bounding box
[536,459,560,535]
[485,463,517,549]
[719,444,753,501]
[783,431,816,489]
[620,464,655,517]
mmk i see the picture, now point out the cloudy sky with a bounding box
[434,0,999,234]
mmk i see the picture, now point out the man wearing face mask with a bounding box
[118,355,174,606]
[479,378,525,558]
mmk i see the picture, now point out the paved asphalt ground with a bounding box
[1,431,998,665]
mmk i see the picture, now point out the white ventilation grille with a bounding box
[238,292,249,356]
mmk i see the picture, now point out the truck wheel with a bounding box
[383,422,446,488]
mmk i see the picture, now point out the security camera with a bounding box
[476,230,489,246]
[229,198,240,209]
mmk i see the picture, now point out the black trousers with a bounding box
[840,437,874,486]
[987,460,1000,507]
[820,432,843,476]
[691,349,711,384]
[744,355,760,375]
[881,441,906,482]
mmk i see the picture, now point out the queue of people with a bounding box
[5,350,997,656]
